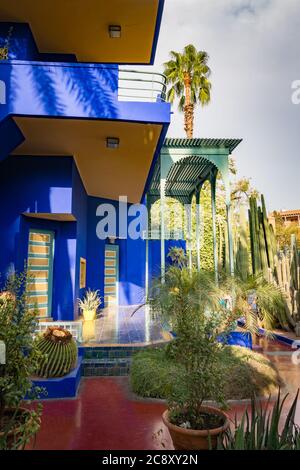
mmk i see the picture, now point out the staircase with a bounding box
[80,345,147,377]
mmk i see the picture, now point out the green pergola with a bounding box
[145,137,242,294]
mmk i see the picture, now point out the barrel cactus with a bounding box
[35,326,77,378]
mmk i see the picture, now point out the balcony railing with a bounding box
[118,69,167,103]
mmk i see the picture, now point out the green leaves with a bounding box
[163,44,212,124]
[220,390,300,450]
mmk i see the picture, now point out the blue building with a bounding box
[0,0,171,323]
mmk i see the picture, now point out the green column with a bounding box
[211,172,218,283]
[186,199,193,272]
[226,202,234,276]
[195,189,201,271]
[160,170,166,283]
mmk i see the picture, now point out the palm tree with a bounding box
[163,44,211,138]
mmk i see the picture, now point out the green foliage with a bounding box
[35,327,77,378]
[221,273,290,334]
[78,289,101,312]
[130,345,281,401]
[167,247,187,268]
[0,272,43,449]
[219,390,300,450]
[272,211,300,250]
[149,267,237,428]
[0,26,13,61]
[163,44,211,110]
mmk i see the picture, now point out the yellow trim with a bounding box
[105,260,115,267]
[0,0,160,63]
[29,232,50,243]
[104,286,116,294]
[105,277,116,284]
[27,282,48,292]
[28,258,49,267]
[29,245,49,255]
[28,270,49,280]
[105,250,116,258]
[105,268,116,275]
[27,295,48,304]
[29,307,48,316]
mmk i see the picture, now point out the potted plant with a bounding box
[78,289,101,342]
[0,272,43,450]
[78,289,101,321]
[150,266,236,450]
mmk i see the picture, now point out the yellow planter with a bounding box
[82,309,96,321]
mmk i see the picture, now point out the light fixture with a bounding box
[106,137,120,149]
[108,25,121,38]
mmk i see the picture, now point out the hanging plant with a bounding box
[0,26,13,61]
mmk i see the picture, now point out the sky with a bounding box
[148,0,300,211]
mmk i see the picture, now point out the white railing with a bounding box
[142,229,184,240]
[118,69,167,103]
[34,321,83,343]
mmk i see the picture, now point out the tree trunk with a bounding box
[183,73,194,139]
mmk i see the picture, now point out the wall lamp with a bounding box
[106,137,120,149]
[108,25,121,38]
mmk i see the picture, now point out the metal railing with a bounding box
[142,229,184,240]
[118,69,167,103]
[34,321,83,343]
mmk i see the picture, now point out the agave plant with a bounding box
[219,390,300,450]
[78,289,101,322]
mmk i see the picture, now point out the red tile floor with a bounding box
[28,338,300,450]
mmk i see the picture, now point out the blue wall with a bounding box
[71,162,88,315]
[0,155,77,320]
[0,22,76,62]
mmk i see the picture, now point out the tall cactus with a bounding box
[35,327,77,378]
[235,205,249,281]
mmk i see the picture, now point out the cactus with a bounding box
[35,326,77,378]
[235,206,249,281]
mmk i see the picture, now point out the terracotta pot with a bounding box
[162,406,229,450]
[0,407,33,450]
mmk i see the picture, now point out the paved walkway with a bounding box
[29,338,300,450]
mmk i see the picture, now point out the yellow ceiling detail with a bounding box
[13,117,162,203]
[0,0,160,63]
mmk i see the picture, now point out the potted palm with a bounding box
[0,272,42,450]
[151,267,236,450]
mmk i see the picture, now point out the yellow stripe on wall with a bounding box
[105,259,115,267]
[27,295,48,304]
[28,270,49,280]
[104,286,116,294]
[105,277,116,284]
[27,283,48,292]
[105,250,116,258]
[105,268,116,276]
[29,307,48,316]
[28,258,49,267]
[29,245,49,255]
[29,233,51,243]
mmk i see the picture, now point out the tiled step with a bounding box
[82,358,131,376]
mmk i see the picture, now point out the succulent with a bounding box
[35,327,77,378]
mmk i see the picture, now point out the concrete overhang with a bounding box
[0,0,164,64]
[13,116,164,203]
